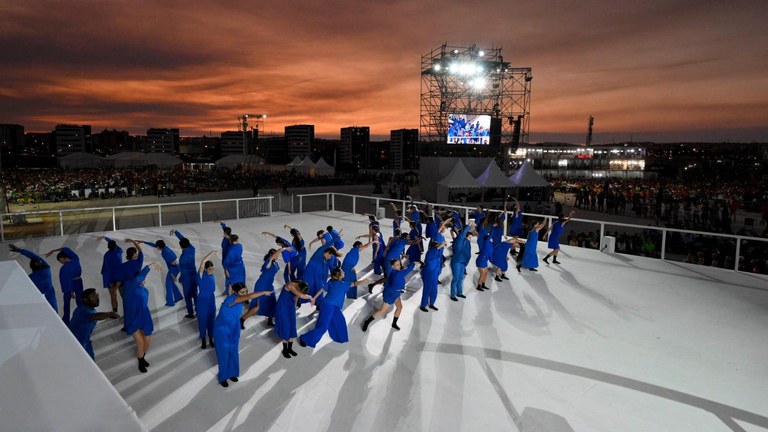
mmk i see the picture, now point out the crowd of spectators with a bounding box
[2,166,391,205]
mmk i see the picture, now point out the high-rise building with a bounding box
[220,131,251,156]
[285,125,314,159]
[55,124,92,154]
[146,128,180,154]
[340,126,370,168]
[390,129,419,170]
[0,124,24,155]
[25,132,55,156]
[92,129,132,155]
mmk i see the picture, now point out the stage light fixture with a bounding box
[478,50,485,57]
[449,63,458,73]
[434,63,442,71]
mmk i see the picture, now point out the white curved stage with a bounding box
[2,210,767,432]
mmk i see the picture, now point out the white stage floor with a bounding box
[3,210,768,432]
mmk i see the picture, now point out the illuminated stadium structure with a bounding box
[420,43,532,164]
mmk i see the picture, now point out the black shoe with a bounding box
[201,339,207,350]
[288,341,298,356]
[298,337,307,347]
[240,318,245,330]
[138,359,147,373]
[495,275,502,282]
[281,344,291,359]
[368,283,375,294]
[543,256,550,264]
[457,294,466,299]
[529,268,538,272]
[476,285,484,291]
[266,318,275,328]
[185,314,195,319]
[229,377,239,383]
[112,308,118,313]
[516,265,522,273]
[139,356,149,367]
[429,304,438,311]
[220,380,229,387]
[553,259,561,264]
[209,337,215,348]
[362,316,374,332]
[500,274,509,280]
[419,306,429,312]
[392,322,401,331]
[450,296,458,302]
[482,284,488,290]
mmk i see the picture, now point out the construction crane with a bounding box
[585,115,594,147]
[237,114,267,156]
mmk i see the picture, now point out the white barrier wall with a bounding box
[0,261,146,432]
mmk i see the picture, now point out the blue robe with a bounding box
[405,228,422,263]
[252,260,279,318]
[58,247,84,325]
[196,272,216,340]
[175,231,198,315]
[548,221,566,249]
[341,246,360,298]
[123,266,154,336]
[329,229,345,251]
[520,230,540,269]
[372,233,385,274]
[223,243,246,287]
[382,262,415,304]
[213,294,243,382]
[144,242,183,307]
[449,226,471,297]
[17,249,57,311]
[302,246,331,306]
[69,305,96,359]
[476,236,493,269]
[383,238,407,277]
[274,287,298,340]
[508,211,524,237]
[291,237,307,280]
[490,221,504,246]
[420,247,442,308]
[300,279,349,347]
[100,237,123,288]
[220,223,232,289]
[277,237,297,283]
[490,242,515,272]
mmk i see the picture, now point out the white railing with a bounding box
[0,196,273,241]
[296,192,768,274]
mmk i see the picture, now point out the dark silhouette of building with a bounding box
[340,126,370,169]
[55,124,92,154]
[390,128,419,170]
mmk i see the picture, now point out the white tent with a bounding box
[107,152,147,168]
[436,159,483,202]
[295,156,315,174]
[145,153,182,168]
[286,156,303,167]
[58,152,111,169]
[475,160,514,188]
[216,155,262,170]
[311,157,335,176]
[508,161,550,187]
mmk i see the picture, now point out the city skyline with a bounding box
[1,1,767,143]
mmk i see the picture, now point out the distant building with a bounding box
[145,128,179,154]
[220,130,252,156]
[340,126,370,168]
[92,129,132,155]
[390,129,419,170]
[285,125,314,159]
[261,135,287,164]
[55,124,92,154]
[0,124,24,155]
[510,143,648,179]
[368,141,389,170]
[24,132,55,156]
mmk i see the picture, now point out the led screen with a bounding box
[447,114,491,144]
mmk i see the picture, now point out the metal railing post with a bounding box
[734,238,741,272]
[503,212,508,237]
[352,196,356,214]
[199,202,203,223]
[1,215,5,242]
[59,211,64,236]
[402,201,407,217]
[661,229,667,261]
[158,205,163,227]
[465,208,469,225]
[599,222,605,242]
[112,208,117,231]
[291,195,295,214]
[299,196,303,214]
[236,199,240,220]
[375,198,380,216]
[331,194,335,211]
[269,197,273,216]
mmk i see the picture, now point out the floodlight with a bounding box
[434,63,442,71]
[478,50,485,57]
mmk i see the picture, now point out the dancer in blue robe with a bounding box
[471,205,486,226]
[217,221,233,292]
[342,239,374,298]
[448,224,473,301]
[326,226,345,251]
[139,239,183,307]
[405,222,424,265]
[10,245,58,311]
[406,202,423,237]
[299,269,371,348]
[362,258,416,332]
[302,245,341,307]
[196,251,218,349]
[490,237,519,280]
[544,211,575,265]
[172,230,198,317]
[389,202,404,237]
[123,262,162,373]
[362,214,380,243]
[490,201,508,246]
[241,248,288,328]
[97,236,123,312]
[262,231,298,283]
[222,234,246,294]
[370,225,386,275]
[508,200,524,238]
[68,289,119,360]
[45,246,84,325]
[419,241,446,312]
[274,280,313,359]
[517,219,548,273]
[475,233,493,291]
[284,225,306,280]
[213,282,271,386]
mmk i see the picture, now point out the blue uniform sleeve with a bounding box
[135,266,151,284]
[220,222,228,231]
[143,241,157,248]
[104,236,113,243]
[18,248,45,264]
[62,247,79,261]
[174,230,186,241]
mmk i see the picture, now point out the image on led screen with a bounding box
[447,114,491,144]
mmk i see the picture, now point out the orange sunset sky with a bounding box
[1,0,767,143]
